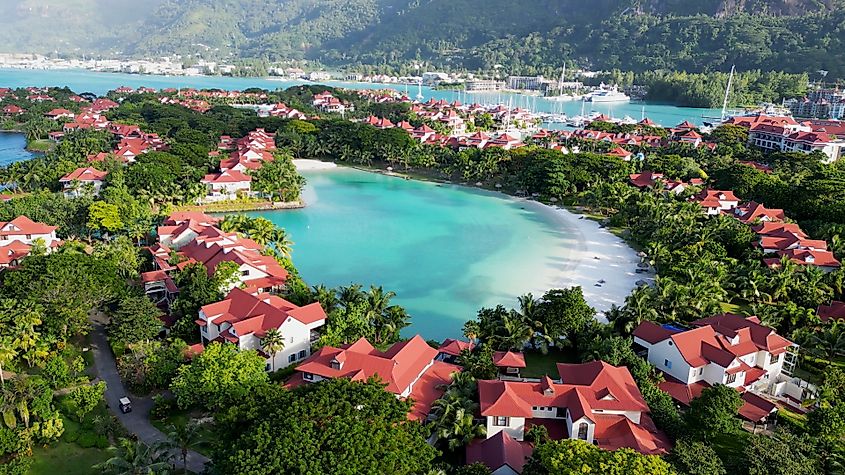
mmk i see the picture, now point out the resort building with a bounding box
[632,314,805,420]
[197,287,327,371]
[691,189,740,215]
[199,170,252,202]
[59,167,108,197]
[292,335,460,421]
[477,360,670,454]
[733,201,786,224]
[727,114,845,162]
[0,216,60,268]
[142,211,288,304]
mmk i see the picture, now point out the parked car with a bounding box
[119,397,132,413]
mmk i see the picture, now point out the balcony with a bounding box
[309,330,321,344]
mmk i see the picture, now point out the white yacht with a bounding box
[586,84,630,103]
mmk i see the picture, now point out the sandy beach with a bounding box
[527,201,647,322]
[293,159,338,171]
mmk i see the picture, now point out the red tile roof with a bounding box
[818,301,845,323]
[200,287,326,339]
[493,351,526,368]
[593,414,671,455]
[0,216,57,236]
[465,431,532,474]
[437,338,474,357]
[296,335,439,395]
[738,392,777,422]
[59,167,108,182]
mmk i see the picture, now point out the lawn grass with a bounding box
[26,139,53,153]
[522,349,578,379]
[709,430,750,472]
[29,440,111,475]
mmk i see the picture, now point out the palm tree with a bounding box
[94,438,172,475]
[808,322,845,361]
[338,284,364,310]
[166,421,205,472]
[462,321,480,343]
[366,286,397,344]
[262,328,285,372]
[270,228,293,258]
[246,217,277,246]
[431,397,486,452]
[312,285,340,313]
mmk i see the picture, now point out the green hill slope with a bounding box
[0,0,842,75]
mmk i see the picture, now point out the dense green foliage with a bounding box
[212,378,438,474]
[523,439,674,475]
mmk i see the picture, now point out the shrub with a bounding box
[96,434,110,449]
[150,395,177,420]
[76,431,99,448]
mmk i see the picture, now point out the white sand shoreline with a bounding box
[521,200,646,322]
[293,159,338,171]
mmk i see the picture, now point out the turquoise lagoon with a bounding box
[0,132,35,166]
[246,168,578,340]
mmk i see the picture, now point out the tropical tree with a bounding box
[95,438,172,475]
[166,420,206,472]
[261,328,285,372]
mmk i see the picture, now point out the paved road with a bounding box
[89,321,210,474]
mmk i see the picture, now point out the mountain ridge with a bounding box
[0,0,842,75]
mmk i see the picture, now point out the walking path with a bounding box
[89,319,210,473]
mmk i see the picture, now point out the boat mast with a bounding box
[721,65,735,121]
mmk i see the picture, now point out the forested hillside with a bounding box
[1,0,843,76]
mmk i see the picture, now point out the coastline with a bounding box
[536,202,645,320]
[297,158,644,319]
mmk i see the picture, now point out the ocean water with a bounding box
[246,168,578,340]
[0,68,721,127]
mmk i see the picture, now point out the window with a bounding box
[303,373,314,381]
[494,417,509,426]
[264,363,270,371]
[288,354,296,363]
[577,422,589,440]
[699,368,704,375]
[726,373,737,384]
[769,353,781,365]
[663,359,672,369]
[298,350,307,359]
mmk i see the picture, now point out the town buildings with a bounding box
[725,114,845,162]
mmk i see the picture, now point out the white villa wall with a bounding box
[486,416,525,441]
[635,337,693,383]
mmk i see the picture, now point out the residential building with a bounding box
[200,170,252,202]
[197,287,327,371]
[691,189,740,215]
[633,314,794,399]
[0,216,59,267]
[477,360,670,454]
[59,167,108,197]
[293,335,460,421]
